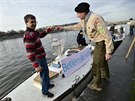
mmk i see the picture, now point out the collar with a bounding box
[84,11,91,22]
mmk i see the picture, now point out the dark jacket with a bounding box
[77,30,88,46]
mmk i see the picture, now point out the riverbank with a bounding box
[0,22,78,41]
[0,30,61,41]
[0,34,23,41]
[0,21,128,41]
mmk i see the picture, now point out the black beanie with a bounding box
[75,2,90,13]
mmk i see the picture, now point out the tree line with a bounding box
[0,30,24,41]
[0,20,127,41]
[0,27,64,41]
[0,22,77,41]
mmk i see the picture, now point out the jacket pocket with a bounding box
[87,26,98,38]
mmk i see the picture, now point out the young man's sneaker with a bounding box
[87,84,102,91]
[1,97,12,101]
[43,91,54,98]
[49,84,55,89]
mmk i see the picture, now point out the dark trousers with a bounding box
[92,41,110,87]
[37,57,50,94]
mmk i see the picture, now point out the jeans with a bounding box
[37,57,50,94]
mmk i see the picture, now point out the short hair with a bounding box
[24,14,36,23]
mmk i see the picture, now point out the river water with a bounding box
[0,31,81,99]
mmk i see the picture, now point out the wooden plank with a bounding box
[126,37,135,59]
[33,71,59,84]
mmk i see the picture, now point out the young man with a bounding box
[23,14,54,97]
[59,2,114,91]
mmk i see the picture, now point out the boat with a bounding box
[3,41,94,101]
[3,26,126,101]
[108,25,126,42]
[110,26,126,53]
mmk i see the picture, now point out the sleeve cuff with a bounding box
[32,63,39,68]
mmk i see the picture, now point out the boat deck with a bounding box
[77,35,135,101]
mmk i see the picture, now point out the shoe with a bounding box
[42,91,54,98]
[49,84,55,89]
[1,97,12,101]
[87,84,102,91]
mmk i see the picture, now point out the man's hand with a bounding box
[45,26,55,33]
[55,26,64,30]
[105,53,112,60]
[35,66,43,73]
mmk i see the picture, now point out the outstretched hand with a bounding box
[54,26,64,30]
[45,26,63,33]
[45,26,54,33]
